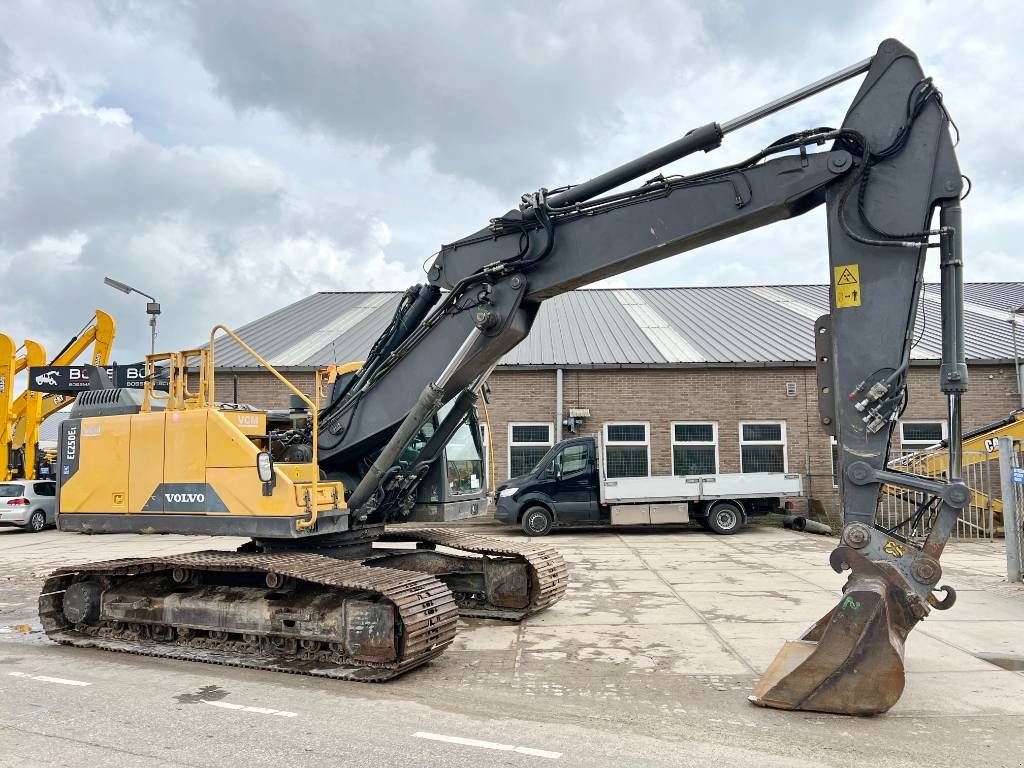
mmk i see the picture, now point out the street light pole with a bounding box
[103,276,161,355]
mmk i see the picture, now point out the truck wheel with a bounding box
[28,510,46,533]
[521,506,553,537]
[706,501,744,535]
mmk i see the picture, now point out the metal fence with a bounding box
[881,449,996,540]
[998,438,1023,582]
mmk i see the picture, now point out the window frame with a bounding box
[671,421,719,476]
[899,419,948,450]
[507,422,554,479]
[551,441,591,479]
[479,423,490,492]
[602,421,651,479]
[738,420,788,474]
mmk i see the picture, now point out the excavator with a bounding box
[43,39,969,715]
[0,334,45,482]
[1,311,116,481]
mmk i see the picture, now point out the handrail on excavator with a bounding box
[207,324,321,531]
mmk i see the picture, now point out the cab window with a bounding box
[547,444,589,478]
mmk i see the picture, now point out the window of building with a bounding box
[830,437,839,488]
[508,423,553,478]
[672,422,718,476]
[604,422,650,478]
[739,421,787,473]
[899,420,947,450]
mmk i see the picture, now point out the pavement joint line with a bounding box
[8,671,90,687]
[412,731,561,759]
[615,534,758,675]
[202,699,298,717]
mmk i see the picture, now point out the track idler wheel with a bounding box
[749,575,911,715]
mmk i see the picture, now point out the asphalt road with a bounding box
[2,524,1023,767]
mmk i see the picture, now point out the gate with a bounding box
[880,448,996,540]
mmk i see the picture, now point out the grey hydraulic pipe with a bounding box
[546,122,723,208]
[939,200,967,480]
[546,55,872,210]
[347,329,483,511]
[719,57,873,134]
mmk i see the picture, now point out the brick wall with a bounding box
[216,363,1020,519]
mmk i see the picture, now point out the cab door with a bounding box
[549,440,599,523]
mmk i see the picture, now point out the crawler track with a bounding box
[39,551,458,682]
[376,527,569,619]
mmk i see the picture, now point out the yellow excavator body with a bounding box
[57,406,346,537]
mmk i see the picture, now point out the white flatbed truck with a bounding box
[494,433,803,535]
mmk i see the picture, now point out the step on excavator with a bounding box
[44,39,970,715]
[2,310,116,481]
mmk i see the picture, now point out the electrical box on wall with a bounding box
[564,407,591,433]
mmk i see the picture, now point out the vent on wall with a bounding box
[785,382,798,397]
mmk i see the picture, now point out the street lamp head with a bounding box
[103,276,133,294]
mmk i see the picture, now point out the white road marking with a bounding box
[413,731,561,760]
[8,671,90,687]
[203,699,297,717]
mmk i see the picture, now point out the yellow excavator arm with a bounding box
[5,310,116,480]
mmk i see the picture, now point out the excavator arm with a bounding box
[7,310,116,479]
[314,39,967,715]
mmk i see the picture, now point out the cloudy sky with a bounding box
[0,1,1019,362]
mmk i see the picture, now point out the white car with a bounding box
[0,480,57,532]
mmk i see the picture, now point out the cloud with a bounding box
[0,0,1020,363]
[0,39,416,360]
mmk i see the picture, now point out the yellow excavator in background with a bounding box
[893,410,1024,531]
[1,311,116,481]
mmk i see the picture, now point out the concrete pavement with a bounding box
[1,523,1023,767]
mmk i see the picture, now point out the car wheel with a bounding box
[521,506,553,537]
[706,501,745,535]
[28,510,46,533]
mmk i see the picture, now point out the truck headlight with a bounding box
[498,487,518,498]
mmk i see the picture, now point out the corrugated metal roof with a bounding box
[209,283,1024,369]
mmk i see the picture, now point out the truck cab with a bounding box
[496,436,601,534]
[495,434,801,536]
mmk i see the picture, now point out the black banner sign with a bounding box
[28,363,153,392]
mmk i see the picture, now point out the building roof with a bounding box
[210,282,1024,370]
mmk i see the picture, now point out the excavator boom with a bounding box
[314,39,966,714]
[46,39,968,715]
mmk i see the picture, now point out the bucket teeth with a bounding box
[749,576,909,715]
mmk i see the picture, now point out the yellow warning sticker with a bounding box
[834,263,861,308]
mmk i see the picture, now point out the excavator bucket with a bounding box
[749,576,909,715]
